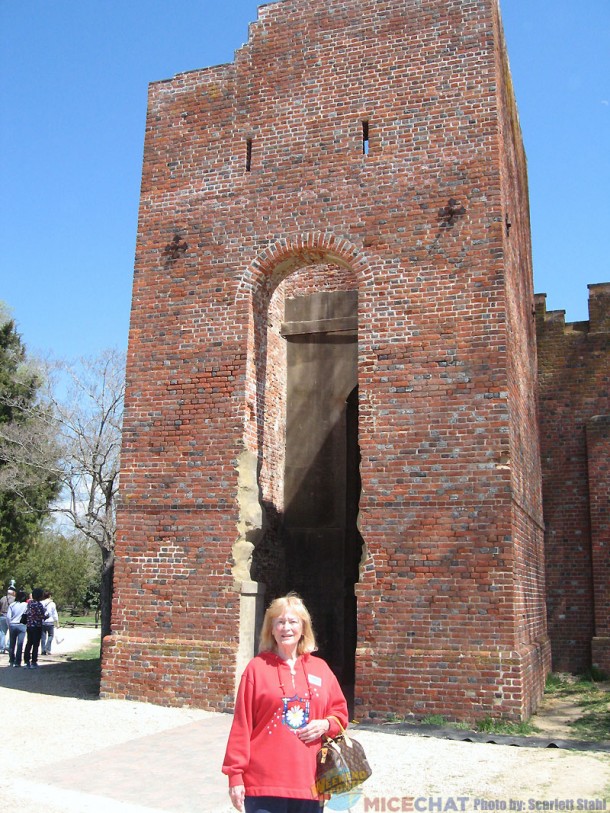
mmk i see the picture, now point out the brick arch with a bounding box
[236,232,367,707]
[240,232,366,476]
[236,230,368,616]
[236,232,370,300]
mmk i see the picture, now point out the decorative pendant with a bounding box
[281,695,310,729]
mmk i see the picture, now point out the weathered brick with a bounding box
[536,284,610,674]
[99,0,579,722]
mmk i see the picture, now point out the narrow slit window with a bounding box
[246,138,253,172]
[362,121,370,156]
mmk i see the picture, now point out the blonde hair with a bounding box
[259,593,317,655]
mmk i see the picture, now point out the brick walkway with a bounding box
[2,713,235,813]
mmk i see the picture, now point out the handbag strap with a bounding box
[328,715,345,733]
[327,715,352,746]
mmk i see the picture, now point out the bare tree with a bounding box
[44,349,125,639]
[0,335,126,639]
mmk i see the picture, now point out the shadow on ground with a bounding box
[0,657,101,699]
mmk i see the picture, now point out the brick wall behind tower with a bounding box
[536,284,610,673]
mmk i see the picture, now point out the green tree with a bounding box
[0,306,60,579]
[11,527,100,609]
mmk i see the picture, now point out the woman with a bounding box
[222,593,348,813]
[23,587,46,668]
[41,590,59,655]
[0,586,16,652]
[7,590,28,667]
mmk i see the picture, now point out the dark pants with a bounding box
[245,799,323,813]
[24,626,42,665]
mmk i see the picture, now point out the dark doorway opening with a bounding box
[280,290,362,710]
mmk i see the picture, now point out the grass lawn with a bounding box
[58,612,99,627]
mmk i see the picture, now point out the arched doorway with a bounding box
[244,249,364,707]
[280,289,362,707]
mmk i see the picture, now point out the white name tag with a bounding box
[308,674,322,687]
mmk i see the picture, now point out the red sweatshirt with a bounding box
[222,651,349,800]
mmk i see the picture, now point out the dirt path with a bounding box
[534,694,589,739]
[531,678,610,741]
[1,634,609,812]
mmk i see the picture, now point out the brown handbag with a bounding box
[315,716,372,796]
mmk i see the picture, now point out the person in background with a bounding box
[41,590,59,655]
[0,586,16,653]
[222,593,348,813]
[7,590,28,667]
[23,587,46,669]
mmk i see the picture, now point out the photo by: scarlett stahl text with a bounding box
[353,798,608,812]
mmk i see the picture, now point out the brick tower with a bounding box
[102,0,551,721]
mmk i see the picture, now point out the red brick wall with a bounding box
[588,415,610,673]
[494,8,550,711]
[102,0,549,721]
[536,284,610,673]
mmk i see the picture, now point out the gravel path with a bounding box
[1,630,608,812]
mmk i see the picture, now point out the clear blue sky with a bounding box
[1,1,608,359]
